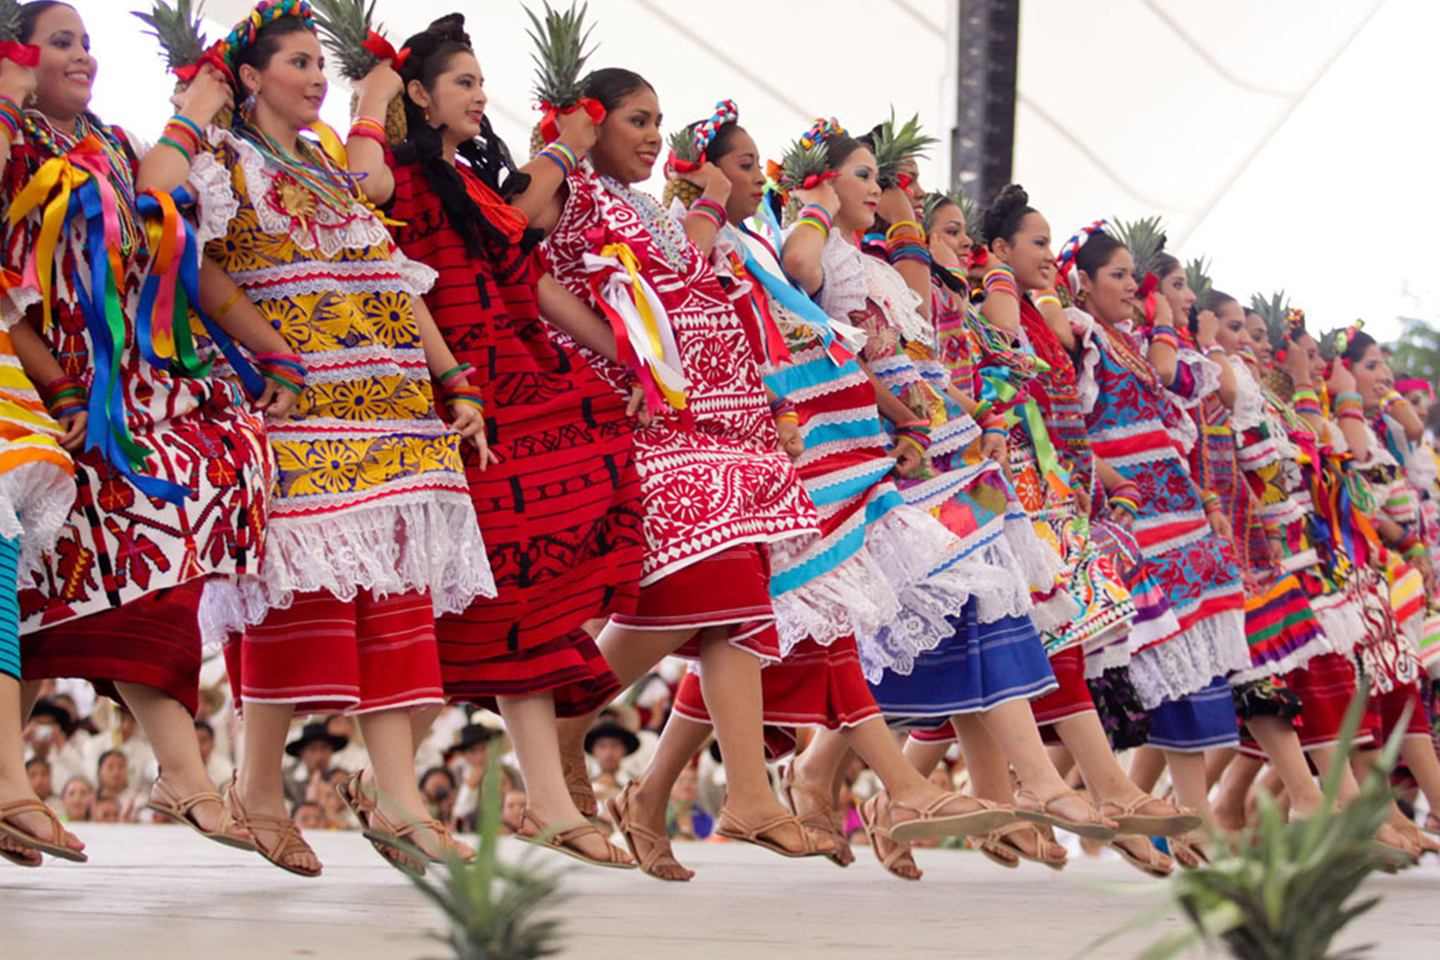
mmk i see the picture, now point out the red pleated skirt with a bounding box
[21,579,205,715]
[1032,646,1097,728]
[610,544,781,661]
[1238,652,1370,757]
[1364,681,1430,743]
[226,589,444,715]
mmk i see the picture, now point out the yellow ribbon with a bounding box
[8,154,91,332]
[600,241,687,411]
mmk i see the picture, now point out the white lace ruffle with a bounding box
[1084,637,1133,678]
[863,255,932,347]
[1068,307,1103,416]
[208,127,394,258]
[186,149,241,246]
[197,577,270,655]
[257,491,496,617]
[1231,361,1267,432]
[0,462,75,576]
[394,250,438,297]
[817,233,869,320]
[0,282,41,334]
[1127,608,1248,709]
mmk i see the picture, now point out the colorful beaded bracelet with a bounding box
[537,142,579,178]
[254,353,307,394]
[686,196,727,230]
[39,374,87,420]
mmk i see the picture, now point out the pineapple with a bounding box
[662,127,702,209]
[310,0,406,143]
[524,1,597,156]
[132,0,208,72]
[1110,214,1168,282]
[1250,290,1292,354]
[871,110,938,190]
[0,0,24,43]
[1185,255,1213,308]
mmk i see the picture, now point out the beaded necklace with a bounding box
[234,122,366,224]
[24,111,142,257]
[598,173,693,274]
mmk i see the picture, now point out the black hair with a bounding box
[25,757,49,772]
[1204,289,1237,312]
[1076,231,1126,279]
[193,719,215,736]
[1153,252,1182,280]
[1340,328,1377,365]
[420,765,458,790]
[580,67,654,113]
[694,120,747,163]
[823,133,868,172]
[232,14,314,91]
[96,749,126,777]
[981,183,1036,249]
[394,15,537,260]
[18,1,70,43]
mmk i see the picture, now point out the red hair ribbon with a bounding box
[0,42,40,67]
[666,154,702,176]
[174,42,235,85]
[539,98,606,144]
[967,245,989,270]
[1136,272,1159,325]
[1396,378,1434,399]
[895,173,913,192]
[799,172,837,190]
[361,30,410,69]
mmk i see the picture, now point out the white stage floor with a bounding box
[1,824,1436,959]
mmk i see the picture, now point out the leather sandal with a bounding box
[980,821,1066,872]
[224,775,321,878]
[364,803,470,876]
[335,769,422,875]
[1110,835,1173,879]
[887,791,1014,844]
[562,749,599,819]
[1015,788,1116,840]
[716,806,830,859]
[519,808,635,870]
[0,834,44,868]
[0,798,87,862]
[779,762,852,868]
[146,775,255,851]
[1168,832,1211,870]
[606,782,689,881]
[1099,795,1201,838]
[857,793,921,881]
[1424,812,1440,839]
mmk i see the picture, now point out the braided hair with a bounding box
[394,15,537,260]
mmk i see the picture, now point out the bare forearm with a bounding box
[9,318,62,387]
[346,88,395,205]
[411,295,462,376]
[198,258,290,355]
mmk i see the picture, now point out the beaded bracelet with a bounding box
[537,141,579,178]
[0,96,24,142]
[1032,292,1061,310]
[444,383,486,415]
[885,219,925,242]
[887,237,930,267]
[438,363,475,388]
[39,374,87,420]
[1109,496,1140,519]
[1380,390,1405,412]
[1149,324,1180,350]
[894,430,931,457]
[254,353,307,394]
[686,196,727,230]
[1204,344,1228,359]
[1109,480,1141,500]
[157,135,194,163]
[1333,389,1364,421]
[161,117,202,151]
[774,410,800,428]
[1201,491,1224,515]
[348,116,387,146]
[796,203,833,240]
[982,266,1018,301]
[978,411,1006,433]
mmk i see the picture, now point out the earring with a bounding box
[423,108,431,123]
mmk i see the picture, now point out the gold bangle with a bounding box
[213,286,244,322]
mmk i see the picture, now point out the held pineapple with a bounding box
[524,0,597,157]
[1109,214,1168,282]
[774,136,830,224]
[661,127,702,209]
[1185,255,1213,309]
[871,110,937,190]
[310,0,406,143]
[133,0,234,128]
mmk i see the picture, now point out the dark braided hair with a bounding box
[395,14,537,260]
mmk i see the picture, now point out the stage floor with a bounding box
[2,824,1436,959]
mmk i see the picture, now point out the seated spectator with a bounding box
[59,776,94,824]
[194,720,233,786]
[96,749,140,821]
[309,767,358,830]
[446,724,502,829]
[85,706,157,800]
[292,800,327,831]
[325,715,369,772]
[419,766,458,828]
[23,698,88,788]
[283,722,350,807]
[26,757,54,806]
[500,788,527,836]
[90,794,121,824]
[666,765,713,841]
[583,718,640,809]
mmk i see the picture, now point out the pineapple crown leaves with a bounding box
[920,189,970,234]
[0,0,23,45]
[775,136,830,193]
[870,110,937,189]
[1109,214,1168,282]
[524,0,597,109]
[1184,256,1213,308]
[133,0,209,71]
[309,0,387,81]
[1250,290,1294,351]
[667,127,700,165]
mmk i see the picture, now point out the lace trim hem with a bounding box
[1128,608,1249,709]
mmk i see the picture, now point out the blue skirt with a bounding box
[1,534,19,680]
[871,599,1057,728]
[1147,676,1239,752]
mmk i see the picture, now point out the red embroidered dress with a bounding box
[386,160,641,716]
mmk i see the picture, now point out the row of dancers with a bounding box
[0,0,1437,882]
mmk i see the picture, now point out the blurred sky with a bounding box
[72,0,1440,345]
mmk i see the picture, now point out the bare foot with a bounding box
[608,781,690,881]
[781,763,854,867]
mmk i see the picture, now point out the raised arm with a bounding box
[0,58,37,188]
[675,164,731,258]
[536,274,617,362]
[135,66,232,194]
[509,109,597,234]
[877,186,930,319]
[780,182,840,296]
[343,62,403,207]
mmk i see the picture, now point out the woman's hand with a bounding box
[776,418,804,461]
[680,161,732,202]
[0,57,37,108]
[171,65,233,127]
[56,411,87,452]
[624,384,652,428]
[1108,504,1134,529]
[877,186,915,229]
[893,444,924,478]
[1208,510,1233,544]
[1194,308,1219,348]
[1327,358,1356,396]
[352,59,404,109]
[446,401,498,466]
[793,181,839,217]
[555,106,599,157]
[254,381,298,420]
[979,430,1008,470]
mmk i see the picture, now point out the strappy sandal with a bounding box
[224,776,321,878]
[779,762,852,868]
[1110,835,1173,879]
[1015,788,1116,840]
[0,798,87,862]
[146,776,255,851]
[887,791,1014,844]
[519,808,635,870]
[857,793,922,881]
[1168,832,1211,870]
[980,821,1067,872]
[1099,795,1201,838]
[562,749,599,819]
[1424,812,1440,839]
[716,806,830,859]
[364,803,471,877]
[334,769,422,874]
[606,782,689,881]
[0,835,44,868]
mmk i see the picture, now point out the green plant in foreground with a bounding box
[409,763,566,960]
[1079,692,1411,960]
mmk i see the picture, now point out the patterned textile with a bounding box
[1029,646,1097,726]
[0,329,73,572]
[0,534,17,678]
[543,166,817,585]
[386,161,639,715]
[196,129,491,616]
[1070,308,1248,710]
[4,126,271,644]
[1147,677,1241,752]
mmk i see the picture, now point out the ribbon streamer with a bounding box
[538,98,606,144]
[0,41,41,67]
[583,242,689,416]
[361,30,410,68]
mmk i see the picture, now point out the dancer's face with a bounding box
[1352,344,1393,409]
[29,4,95,122]
[1079,247,1138,326]
[240,29,327,131]
[897,158,923,217]
[1159,267,1195,325]
[591,85,662,185]
[830,145,881,234]
[993,212,1055,292]
[1214,300,1246,355]
[1244,312,1272,366]
[927,203,971,267]
[408,50,487,146]
[713,128,766,223]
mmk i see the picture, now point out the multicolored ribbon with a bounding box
[976,361,1072,499]
[583,241,689,416]
[1054,218,1108,297]
[173,42,234,85]
[669,99,738,175]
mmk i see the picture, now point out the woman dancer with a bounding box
[524,68,833,859]
[138,1,494,876]
[8,1,280,854]
[601,108,1016,881]
[345,14,643,868]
